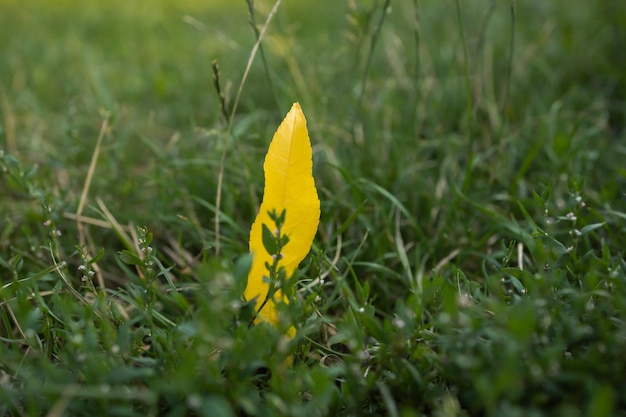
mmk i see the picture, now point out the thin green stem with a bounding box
[351,0,391,133]
[246,0,281,119]
[214,0,282,256]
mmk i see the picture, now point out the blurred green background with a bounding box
[1,1,626,415]
[2,0,624,248]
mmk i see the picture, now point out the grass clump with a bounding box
[1,0,626,416]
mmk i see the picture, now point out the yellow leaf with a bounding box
[245,102,320,331]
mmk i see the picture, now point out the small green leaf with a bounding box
[11,256,23,272]
[580,222,606,235]
[234,254,252,297]
[276,208,286,227]
[119,250,143,266]
[553,251,572,269]
[89,248,105,264]
[508,275,526,294]
[261,224,278,256]
[144,231,153,246]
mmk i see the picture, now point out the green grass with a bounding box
[1,0,626,415]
